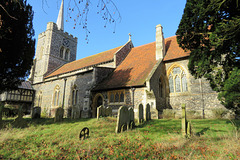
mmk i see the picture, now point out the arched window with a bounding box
[168,66,188,93]
[53,85,60,106]
[72,85,78,105]
[60,47,64,58]
[65,49,70,60]
[120,92,124,102]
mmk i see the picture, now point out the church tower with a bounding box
[31,0,78,84]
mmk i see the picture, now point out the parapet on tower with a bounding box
[31,0,78,84]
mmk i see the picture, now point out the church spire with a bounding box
[56,0,64,30]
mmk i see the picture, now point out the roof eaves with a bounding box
[44,59,114,79]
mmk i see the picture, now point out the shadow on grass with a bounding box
[1,117,94,129]
[196,127,210,136]
[135,119,182,134]
[226,120,240,130]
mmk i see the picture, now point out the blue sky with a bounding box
[29,0,187,60]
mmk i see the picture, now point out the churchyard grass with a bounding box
[0,118,239,159]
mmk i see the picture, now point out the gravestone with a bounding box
[146,103,151,121]
[0,105,3,129]
[181,104,192,137]
[181,104,187,136]
[128,107,135,129]
[54,107,64,122]
[97,105,104,119]
[32,107,41,119]
[12,106,28,128]
[79,127,90,140]
[138,104,144,123]
[116,106,130,133]
[105,107,112,117]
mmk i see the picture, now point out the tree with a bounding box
[0,0,35,93]
[176,0,240,111]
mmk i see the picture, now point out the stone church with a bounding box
[29,0,225,119]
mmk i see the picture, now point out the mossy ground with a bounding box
[0,117,239,159]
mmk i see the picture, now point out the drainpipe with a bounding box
[199,79,205,119]
[131,87,136,108]
[62,78,67,109]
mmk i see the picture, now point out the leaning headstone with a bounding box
[12,106,28,128]
[146,103,151,121]
[138,104,144,123]
[105,107,112,117]
[32,107,41,119]
[0,105,3,129]
[181,104,192,138]
[115,106,130,133]
[54,107,64,122]
[128,107,135,129]
[181,104,187,136]
[97,105,104,119]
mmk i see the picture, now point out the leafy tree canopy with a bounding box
[176,0,240,111]
[0,0,35,93]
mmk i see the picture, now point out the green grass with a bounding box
[0,118,240,159]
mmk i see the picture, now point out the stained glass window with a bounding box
[175,75,181,92]
[173,67,181,74]
[168,66,188,93]
[120,92,124,102]
[169,74,174,93]
[182,74,188,92]
[109,90,125,103]
[110,93,114,103]
[115,92,120,102]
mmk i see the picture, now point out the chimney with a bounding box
[156,24,165,60]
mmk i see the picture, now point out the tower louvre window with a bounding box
[60,47,64,58]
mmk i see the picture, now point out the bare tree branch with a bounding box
[0,4,18,20]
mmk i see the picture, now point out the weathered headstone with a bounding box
[0,105,3,129]
[181,104,192,138]
[138,104,144,123]
[146,103,151,121]
[72,107,80,119]
[97,105,104,119]
[54,107,64,122]
[181,104,187,136]
[128,107,135,129]
[32,107,41,119]
[116,106,130,133]
[105,107,112,117]
[12,106,28,128]
[79,127,90,140]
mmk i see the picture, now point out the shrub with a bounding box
[41,107,48,118]
[162,109,175,119]
[212,108,228,119]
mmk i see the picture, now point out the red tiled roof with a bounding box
[163,36,190,61]
[94,36,189,90]
[94,42,157,90]
[45,46,122,78]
